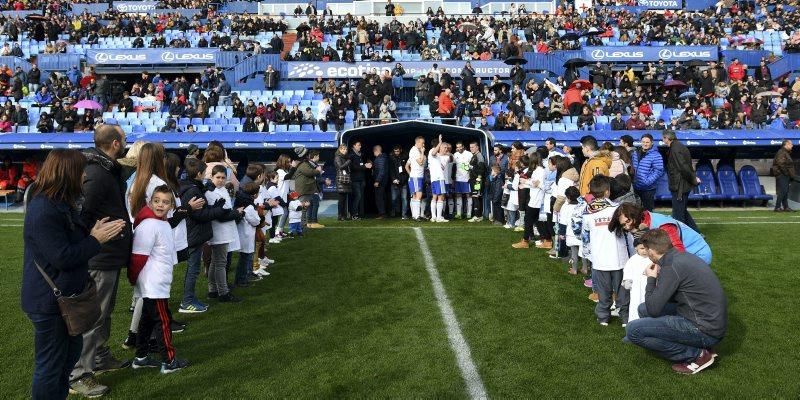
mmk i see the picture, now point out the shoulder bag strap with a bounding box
[33,261,62,297]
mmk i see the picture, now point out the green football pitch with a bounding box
[1,211,798,398]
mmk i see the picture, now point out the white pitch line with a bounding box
[413,227,488,400]
[0,224,22,227]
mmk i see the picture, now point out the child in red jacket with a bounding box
[128,185,188,374]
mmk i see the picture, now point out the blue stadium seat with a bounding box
[717,169,749,201]
[191,118,203,125]
[132,125,145,133]
[178,118,190,125]
[208,125,222,132]
[540,122,553,131]
[275,124,288,132]
[288,125,300,132]
[693,169,725,201]
[197,125,210,132]
[17,126,28,133]
[738,165,773,203]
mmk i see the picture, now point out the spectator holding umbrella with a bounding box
[771,139,798,212]
[662,130,701,232]
[22,149,125,400]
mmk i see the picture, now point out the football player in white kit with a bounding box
[405,136,426,220]
[452,141,472,219]
[428,134,451,222]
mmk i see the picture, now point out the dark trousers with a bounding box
[29,313,82,400]
[671,191,700,232]
[269,215,280,238]
[491,200,504,222]
[637,189,656,211]
[350,181,365,217]
[135,298,175,363]
[182,246,202,306]
[337,192,349,218]
[776,175,790,210]
[472,193,483,219]
[523,206,540,241]
[556,223,568,258]
[374,184,387,216]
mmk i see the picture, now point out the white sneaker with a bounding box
[535,240,543,246]
[455,214,462,219]
[503,224,512,229]
[254,267,269,277]
[436,218,449,223]
[261,257,275,265]
[513,226,524,232]
[430,217,437,222]
[467,217,478,222]
[268,238,282,244]
[473,217,483,222]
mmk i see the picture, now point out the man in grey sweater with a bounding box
[626,229,727,375]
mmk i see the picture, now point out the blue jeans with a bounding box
[28,313,82,400]
[235,252,254,285]
[390,184,408,217]
[305,194,320,223]
[182,245,202,305]
[626,303,721,362]
[350,181,365,217]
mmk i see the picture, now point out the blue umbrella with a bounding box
[679,91,696,99]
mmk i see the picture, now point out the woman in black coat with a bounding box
[334,144,352,220]
[22,150,124,400]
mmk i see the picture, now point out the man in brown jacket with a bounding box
[772,140,798,212]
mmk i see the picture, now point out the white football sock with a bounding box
[411,199,420,219]
[456,197,463,214]
[436,200,444,220]
[466,197,473,217]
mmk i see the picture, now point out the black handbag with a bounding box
[34,262,100,336]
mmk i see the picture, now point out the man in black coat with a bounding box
[372,145,389,218]
[70,125,132,395]
[348,141,370,219]
[388,145,409,218]
[662,130,700,232]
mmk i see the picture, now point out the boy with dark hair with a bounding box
[129,185,188,373]
[580,175,632,325]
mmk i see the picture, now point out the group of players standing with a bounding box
[405,135,487,222]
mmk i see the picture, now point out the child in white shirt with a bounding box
[233,182,262,288]
[560,186,584,275]
[287,192,309,237]
[204,165,244,302]
[620,239,651,326]
[129,185,187,373]
[502,168,518,228]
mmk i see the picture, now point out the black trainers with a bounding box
[207,291,218,299]
[160,358,189,374]
[122,331,137,350]
[132,356,161,369]
[170,320,186,333]
[218,292,242,303]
